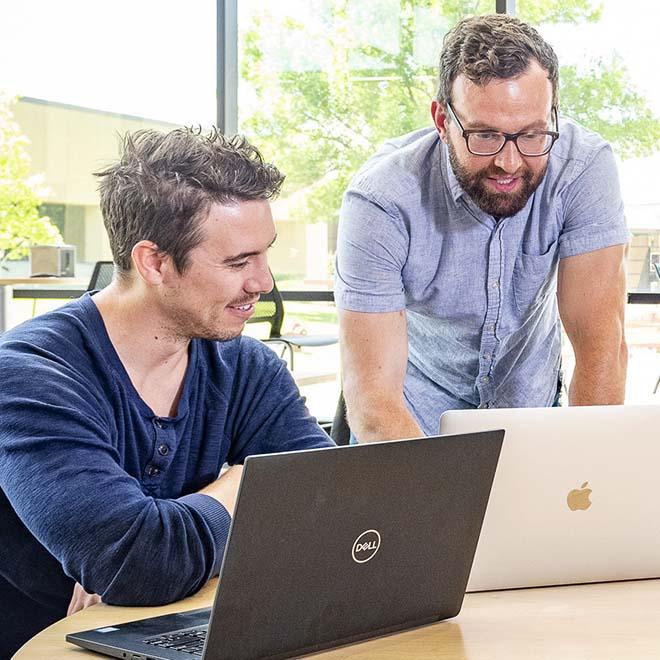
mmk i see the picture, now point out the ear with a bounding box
[431,100,449,143]
[131,241,170,285]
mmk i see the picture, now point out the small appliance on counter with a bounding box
[29,245,76,277]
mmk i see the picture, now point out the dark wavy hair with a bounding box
[437,14,559,109]
[95,127,285,278]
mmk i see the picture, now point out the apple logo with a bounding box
[567,482,592,511]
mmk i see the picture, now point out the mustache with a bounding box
[480,165,531,180]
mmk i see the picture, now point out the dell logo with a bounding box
[355,541,377,552]
[352,530,381,563]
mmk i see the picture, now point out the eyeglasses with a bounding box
[445,102,560,157]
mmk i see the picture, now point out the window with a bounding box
[0,0,216,274]
[528,0,660,295]
[238,0,492,284]
[525,0,660,402]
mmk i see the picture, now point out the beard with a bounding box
[447,139,547,218]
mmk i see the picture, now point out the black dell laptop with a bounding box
[67,430,503,660]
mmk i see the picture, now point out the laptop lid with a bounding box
[67,431,503,660]
[439,404,660,592]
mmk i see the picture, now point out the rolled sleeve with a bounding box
[334,186,408,313]
[558,144,630,259]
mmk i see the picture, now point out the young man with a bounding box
[335,14,629,442]
[0,128,333,656]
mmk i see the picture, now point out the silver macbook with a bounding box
[67,430,503,660]
[440,404,660,591]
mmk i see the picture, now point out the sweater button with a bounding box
[157,444,169,456]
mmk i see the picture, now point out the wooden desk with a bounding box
[0,277,87,332]
[15,578,660,659]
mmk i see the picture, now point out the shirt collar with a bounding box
[442,144,466,203]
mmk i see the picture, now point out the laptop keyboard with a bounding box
[143,626,207,656]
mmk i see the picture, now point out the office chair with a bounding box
[330,389,351,445]
[30,260,115,316]
[247,278,338,370]
[87,261,115,291]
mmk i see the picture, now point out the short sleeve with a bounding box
[334,185,409,313]
[558,144,630,259]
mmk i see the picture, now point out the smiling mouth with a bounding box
[227,298,259,313]
[487,176,519,192]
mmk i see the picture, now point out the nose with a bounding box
[260,266,274,293]
[493,140,522,174]
[245,258,273,294]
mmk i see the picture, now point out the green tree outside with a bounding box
[0,95,62,267]
[239,0,660,230]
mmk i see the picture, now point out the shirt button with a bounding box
[483,352,491,361]
[157,444,169,456]
[486,324,495,332]
[154,419,165,429]
[148,465,160,477]
[491,281,500,289]
[481,376,490,383]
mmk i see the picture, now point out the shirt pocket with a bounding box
[512,243,559,314]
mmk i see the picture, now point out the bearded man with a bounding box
[335,14,629,441]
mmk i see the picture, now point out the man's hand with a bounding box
[197,464,244,516]
[68,582,102,616]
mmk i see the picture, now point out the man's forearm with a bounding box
[557,243,628,407]
[569,341,628,405]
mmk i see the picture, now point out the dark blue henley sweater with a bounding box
[0,294,333,656]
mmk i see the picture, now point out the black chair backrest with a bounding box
[87,261,115,291]
[331,389,351,446]
[247,279,285,339]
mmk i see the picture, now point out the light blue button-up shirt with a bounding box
[335,120,629,436]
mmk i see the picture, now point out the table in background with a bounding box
[15,578,660,659]
[8,286,337,302]
[0,277,87,333]
[9,287,660,306]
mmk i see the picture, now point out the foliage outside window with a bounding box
[239,0,660,234]
[0,95,62,267]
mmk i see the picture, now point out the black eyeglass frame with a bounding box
[445,101,560,157]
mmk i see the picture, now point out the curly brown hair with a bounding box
[437,14,559,109]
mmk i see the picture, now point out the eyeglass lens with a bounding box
[468,132,553,156]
